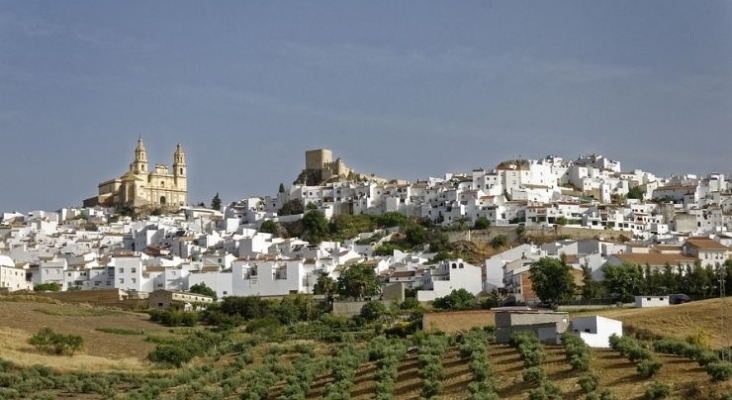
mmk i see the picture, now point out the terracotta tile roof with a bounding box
[390,270,416,278]
[685,237,729,251]
[614,251,696,266]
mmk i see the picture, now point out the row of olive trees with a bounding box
[323,340,367,400]
[367,336,408,400]
[458,329,499,400]
[608,334,663,379]
[417,334,451,399]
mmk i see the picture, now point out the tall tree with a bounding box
[627,186,644,200]
[337,264,381,301]
[189,282,218,300]
[210,193,222,210]
[302,210,329,244]
[580,263,602,300]
[279,199,304,216]
[259,220,279,236]
[529,256,578,305]
[473,216,491,230]
[432,289,477,310]
[601,263,644,302]
[314,272,336,297]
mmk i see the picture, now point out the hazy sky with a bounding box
[2,1,732,212]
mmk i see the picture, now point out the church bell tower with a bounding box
[173,142,187,194]
[130,137,148,174]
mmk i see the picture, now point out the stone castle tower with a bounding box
[88,138,188,210]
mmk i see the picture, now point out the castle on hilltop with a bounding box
[295,148,389,185]
[83,138,188,210]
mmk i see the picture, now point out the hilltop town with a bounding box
[1,139,732,305]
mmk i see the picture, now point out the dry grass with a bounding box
[0,301,169,371]
[0,326,148,372]
[583,298,732,349]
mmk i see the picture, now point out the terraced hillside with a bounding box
[2,296,732,399]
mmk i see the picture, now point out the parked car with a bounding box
[669,293,691,304]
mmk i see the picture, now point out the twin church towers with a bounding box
[85,138,188,210]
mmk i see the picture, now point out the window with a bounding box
[584,328,591,333]
[131,268,136,273]
[132,278,137,284]
[119,268,124,273]
[451,263,457,269]
[647,297,651,301]
[459,263,464,269]
[119,278,124,284]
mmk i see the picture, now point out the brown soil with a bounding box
[0,301,168,371]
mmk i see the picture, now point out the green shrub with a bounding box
[0,388,20,399]
[528,387,548,400]
[578,371,600,393]
[636,359,663,378]
[705,362,732,381]
[523,366,546,384]
[643,381,671,400]
[29,328,83,356]
[570,352,592,372]
[696,350,720,367]
[147,345,194,367]
[600,389,617,400]
[585,394,599,400]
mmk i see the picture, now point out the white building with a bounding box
[417,259,483,301]
[0,255,32,292]
[570,316,623,348]
[635,295,669,308]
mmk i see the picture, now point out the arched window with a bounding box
[180,168,184,175]
[160,196,166,205]
[160,181,165,187]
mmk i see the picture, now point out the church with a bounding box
[84,138,188,210]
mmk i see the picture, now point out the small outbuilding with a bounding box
[148,290,215,311]
[495,311,569,345]
[570,315,623,348]
[634,295,669,308]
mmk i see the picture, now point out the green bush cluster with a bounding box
[148,309,198,327]
[276,353,325,400]
[146,329,223,367]
[643,380,671,400]
[323,342,366,400]
[527,381,562,400]
[510,332,546,368]
[561,333,592,372]
[29,328,83,356]
[578,371,601,393]
[609,334,662,378]
[417,334,450,399]
[653,337,732,381]
[458,329,498,400]
[367,335,408,400]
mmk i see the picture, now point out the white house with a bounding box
[417,259,483,301]
[635,295,669,308]
[570,316,623,348]
[0,255,32,292]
